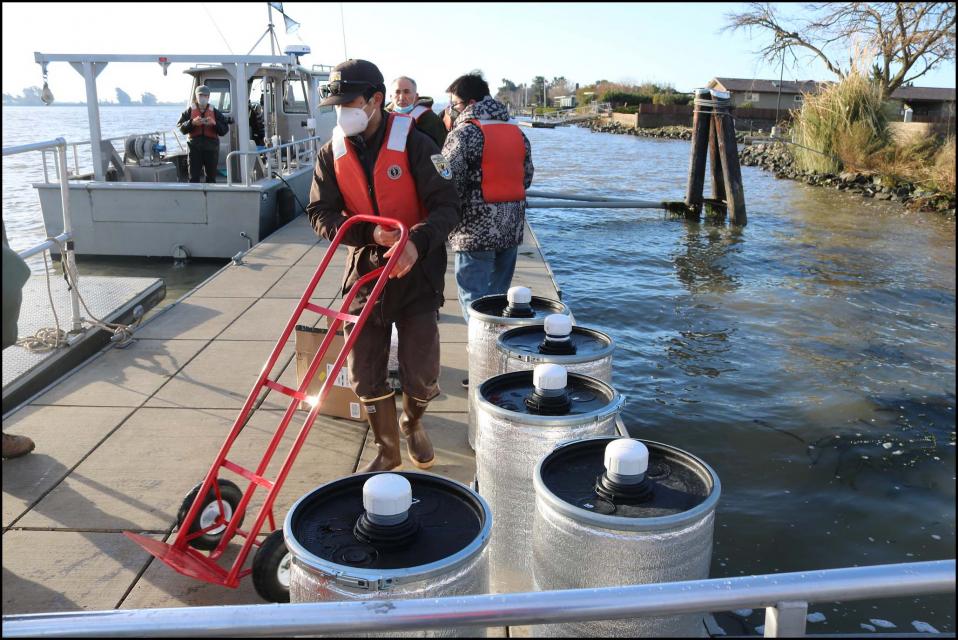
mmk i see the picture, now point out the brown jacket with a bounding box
[306,111,461,322]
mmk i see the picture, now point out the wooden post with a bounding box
[708,118,725,203]
[683,88,712,220]
[713,105,747,226]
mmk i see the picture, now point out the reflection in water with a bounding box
[672,223,743,295]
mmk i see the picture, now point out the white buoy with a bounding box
[362,473,412,525]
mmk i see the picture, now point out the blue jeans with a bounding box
[455,246,519,323]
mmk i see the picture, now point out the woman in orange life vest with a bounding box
[305,59,461,474]
[440,73,534,385]
[176,85,230,183]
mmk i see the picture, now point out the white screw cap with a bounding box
[544,314,572,337]
[533,363,567,391]
[507,286,532,305]
[604,439,649,478]
[363,473,412,518]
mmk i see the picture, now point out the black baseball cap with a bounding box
[319,59,385,106]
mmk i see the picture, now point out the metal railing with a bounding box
[225,134,323,187]
[2,137,82,332]
[1,560,953,637]
[38,130,183,182]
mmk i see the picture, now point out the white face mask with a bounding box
[336,100,374,136]
[197,96,209,108]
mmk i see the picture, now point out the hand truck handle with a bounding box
[332,214,409,249]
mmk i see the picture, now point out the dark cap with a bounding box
[319,59,385,106]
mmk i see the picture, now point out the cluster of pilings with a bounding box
[524,88,747,226]
[683,88,747,226]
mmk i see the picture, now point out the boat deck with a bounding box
[1,213,559,632]
[2,274,166,413]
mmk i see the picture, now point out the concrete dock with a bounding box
[1,213,560,627]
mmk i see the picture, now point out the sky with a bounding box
[3,2,955,104]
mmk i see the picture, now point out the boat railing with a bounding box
[2,137,82,333]
[38,130,183,183]
[225,134,324,187]
[1,560,953,638]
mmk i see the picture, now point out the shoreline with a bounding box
[584,120,955,215]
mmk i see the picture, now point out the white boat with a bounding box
[30,46,337,259]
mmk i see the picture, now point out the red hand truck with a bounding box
[124,214,408,602]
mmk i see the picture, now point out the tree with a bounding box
[496,78,519,105]
[115,87,132,105]
[548,76,573,101]
[723,2,957,100]
[531,76,547,105]
[141,92,158,106]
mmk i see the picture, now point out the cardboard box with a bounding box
[294,323,367,422]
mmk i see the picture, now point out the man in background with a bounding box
[176,85,230,183]
[387,76,447,148]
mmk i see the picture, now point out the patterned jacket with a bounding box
[441,97,533,252]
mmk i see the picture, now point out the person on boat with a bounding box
[249,99,266,148]
[386,76,447,148]
[306,59,461,473]
[2,221,36,459]
[176,85,230,183]
[440,73,534,327]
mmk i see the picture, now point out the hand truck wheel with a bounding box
[252,529,291,602]
[177,479,245,551]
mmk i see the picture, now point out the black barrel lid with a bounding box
[470,294,567,320]
[478,370,614,416]
[287,472,485,570]
[500,324,613,357]
[539,437,714,518]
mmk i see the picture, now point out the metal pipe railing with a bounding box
[2,137,82,332]
[226,134,323,186]
[527,199,665,209]
[2,560,953,638]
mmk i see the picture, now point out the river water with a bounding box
[3,107,955,633]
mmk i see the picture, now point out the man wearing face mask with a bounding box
[386,76,447,148]
[306,59,461,473]
[176,85,230,183]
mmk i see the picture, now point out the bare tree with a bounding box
[723,2,956,99]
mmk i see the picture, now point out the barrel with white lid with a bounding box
[285,472,492,637]
[467,287,570,451]
[496,313,614,384]
[531,436,720,637]
[475,364,623,594]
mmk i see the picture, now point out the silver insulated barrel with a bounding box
[531,436,721,637]
[496,314,615,382]
[476,364,623,594]
[285,472,493,637]
[467,286,570,450]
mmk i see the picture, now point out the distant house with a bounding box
[706,77,829,109]
[551,95,576,109]
[887,85,956,121]
[706,77,955,122]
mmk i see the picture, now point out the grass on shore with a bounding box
[791,71,955,196]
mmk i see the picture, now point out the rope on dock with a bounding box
[15,237,143,353]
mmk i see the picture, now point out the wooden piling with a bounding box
[708,120,726,204]
[683,88,712,220]
[713,106,747,226]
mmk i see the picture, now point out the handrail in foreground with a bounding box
[1,560,953,638]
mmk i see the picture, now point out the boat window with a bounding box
[283,78,309,114]
[205,78,232,113]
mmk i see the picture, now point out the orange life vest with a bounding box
[469,119,526,203]
[332,112,427,230]
[189,106,219,140]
